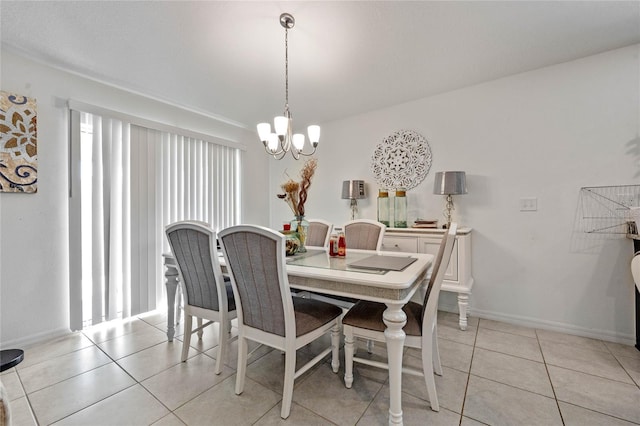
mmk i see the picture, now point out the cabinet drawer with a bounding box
[418,237,458,281]
[382,236,418,253]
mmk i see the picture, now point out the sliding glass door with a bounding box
[69,108,241,330]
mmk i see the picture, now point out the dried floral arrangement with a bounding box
[277,158,318,217]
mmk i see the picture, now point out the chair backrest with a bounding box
[632,252,640,292]
[166,220,229,312]
[218,225,294,337]
[421,223,458,328]
[306,219,333,248]
[343,219,386,250]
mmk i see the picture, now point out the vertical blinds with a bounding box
[69,109,241,330]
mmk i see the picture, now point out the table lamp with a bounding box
[433,171,467,228]
[342,180,366,220]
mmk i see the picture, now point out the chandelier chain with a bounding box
[284,27,289,109]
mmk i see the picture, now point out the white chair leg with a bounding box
[176,286,183,325]
[432,321,442,376]
[197,317,204,339]
[422,339,439,412]
[281,351,296,419]
[215,318,227,375]
[366,339,374,354]
[235,336,248,395]
[330,323,340,373]
[344,327,354,388]
[181,315,192,362]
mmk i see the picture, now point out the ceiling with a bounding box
[2,1,639,130]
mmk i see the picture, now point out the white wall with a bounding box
[3,43,638,346]
[269,45,640,343]
[0,50,270,346]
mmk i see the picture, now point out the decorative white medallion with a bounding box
[370,130,432,190]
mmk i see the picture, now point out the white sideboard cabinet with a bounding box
[382,227,474,330]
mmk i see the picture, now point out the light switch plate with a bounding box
[520,197,537,211]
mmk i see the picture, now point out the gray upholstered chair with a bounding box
[307,219,387,311]
[166,220,237,374]
[218,224,341,419]
[343,223,458,412]
[343,219,386,251]
[305,219,333,248]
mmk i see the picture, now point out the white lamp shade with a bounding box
[274,116,288,136]
[257,123,271,141]
[267,133,279,152]
[433,171,467,195]
[341,180,366,199]
[308,125,320,144]
[292,133,305,150]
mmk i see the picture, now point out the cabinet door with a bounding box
[418,237,458,281]
[382,236,418,253]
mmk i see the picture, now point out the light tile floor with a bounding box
[3,310,640,425]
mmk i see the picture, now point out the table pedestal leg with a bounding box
[384,302,407,426]
[164,264,179,342]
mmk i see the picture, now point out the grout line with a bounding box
[471,345,545,365]
[557,400,640,425]
[49,382,140,425]
[477,322,539,340]
[457,316,480,425]
[607,349,640,388]
[18,345,113,395]
[13,367,38,426]
[537,328,566,425]
[544,362,640,387]
[465,372,558,401]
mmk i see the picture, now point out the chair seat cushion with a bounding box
[342,300,422,336]
[292,297,342,337]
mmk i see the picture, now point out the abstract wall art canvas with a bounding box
[0,91,38,193]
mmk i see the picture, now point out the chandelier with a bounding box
[257,13,320,160]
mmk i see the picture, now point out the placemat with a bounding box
[347,255,417,271]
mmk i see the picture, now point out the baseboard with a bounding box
[469,307,636,346]
[0,327,72,349]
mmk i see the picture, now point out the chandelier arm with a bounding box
[264,145,285,156]
[297,146,317,157]
[273,149,288,161]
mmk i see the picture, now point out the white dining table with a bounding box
[163,248,434,426]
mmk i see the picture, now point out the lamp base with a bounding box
[350,199,358,220]
[442,194,455,228]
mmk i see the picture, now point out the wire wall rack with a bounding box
[579,185,640,236]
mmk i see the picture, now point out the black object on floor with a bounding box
[0,349,24,372]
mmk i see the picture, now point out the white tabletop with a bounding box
[281,248,433,305]
[164,248,433,305]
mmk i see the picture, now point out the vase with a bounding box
[394,188,407,228]
[283,231,301,256]
[377,188,390,227]
[290,215,309,253]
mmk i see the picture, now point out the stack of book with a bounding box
[412,219,438,229]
